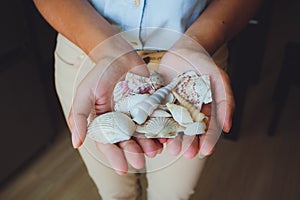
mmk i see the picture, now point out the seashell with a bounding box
[150,109,172,118]
[132,83,155,95]
[175,71,212,109]
[161,93,175,105]
[184,122,206,136]
[113,72,151,102]
[130,77,181,124]
[166,102,193,126]
[113,80,130,103]
[172,91,206,123]
[149,71,165,89]
[114,94,149,114]
[158,104,168,111]
[87,112,136,144]
[178,70,198,79]
[136,117,185,138]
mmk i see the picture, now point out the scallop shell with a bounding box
[136,117,185,138]
[114,94,149,114]
[130,77,180,124]
[175,71,212,109]
[166,102,193,126]
[184,122,206,136]
[172,91,206,122]
[87,112,136,144]
[150,109,172,118]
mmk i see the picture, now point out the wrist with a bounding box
[185,19,227,55]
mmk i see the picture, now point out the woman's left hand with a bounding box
[157,35,235,158]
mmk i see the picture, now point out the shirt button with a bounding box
[134,0,140,6]
[130,41,138,46]
[79,54,85,59]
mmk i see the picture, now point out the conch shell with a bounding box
[166,102,193,126]
[172,91,206,123]
[87,112,136,144]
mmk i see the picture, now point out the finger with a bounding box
[199,106,220,158]
[68,87,94,148]
[157,138,168,144]
[213,69,235,133]
[118,140,145,169]
[182,135,199,159]
[134,136,162,158]
[166,134,182,156]
[96,142,128,175]
[155,139,164,154]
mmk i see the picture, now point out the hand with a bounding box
[68,35,163,174]
[157,35,235,158]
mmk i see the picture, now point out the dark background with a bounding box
[0,1,61,183]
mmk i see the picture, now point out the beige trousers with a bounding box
[54,34,227,200]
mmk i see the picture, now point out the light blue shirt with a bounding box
[90,0,208,50]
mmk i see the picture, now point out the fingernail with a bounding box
[71,132,80,148]
[116,170,127,175]
[198,152,207,159]
[146,151,157,158]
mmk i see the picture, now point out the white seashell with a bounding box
[113,81,129,103]
[114,94,149,114]
[130,78,180,124]
[172,91,206,123]
[150,109,172,118]
[87,112,136,144]
[166,103,193,126]
[158,104,168,111]
[161,93,175,105]
[175,71,212,109]
[136,117,185,138]
[184,122,206,136]
[149,71,165,89]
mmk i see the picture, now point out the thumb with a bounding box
[68,87,95,148]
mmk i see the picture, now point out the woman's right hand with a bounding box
[68,36,163,174]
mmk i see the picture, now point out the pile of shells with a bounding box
[87,71,212,144]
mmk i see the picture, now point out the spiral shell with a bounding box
[172,91,206,123]
[87,112,136,144]
[136,117,185,138]
[130,78,181,124]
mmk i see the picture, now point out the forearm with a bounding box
[33,0,117,54]
[185,0,261,55]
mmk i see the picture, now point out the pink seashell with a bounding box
[175,71,212,109]
[113,72,151,102]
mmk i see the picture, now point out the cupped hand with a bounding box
[68,35,163,174]
[157,35,235,158]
